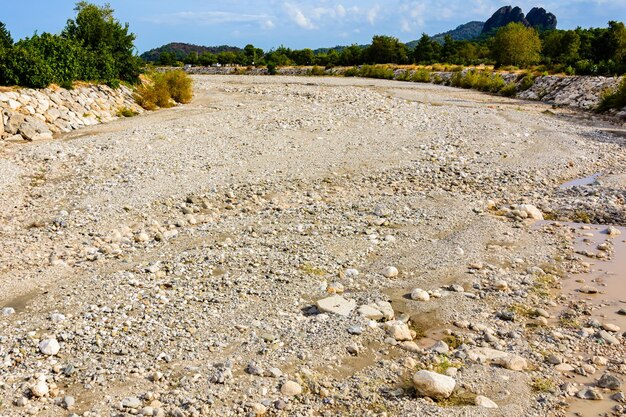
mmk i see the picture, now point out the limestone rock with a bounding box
[475,395,498,408]
[280,381,302,396]
[412,370,456,400]
[39,339,60,356]
[316,295,356,317]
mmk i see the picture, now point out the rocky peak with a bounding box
[526,7,557,30]
[482,6,528,34]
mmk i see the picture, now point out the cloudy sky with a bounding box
[3,1,624,53]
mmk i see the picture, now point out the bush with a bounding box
[360,65,395,79]
[597,78,626,112]
[309,66,326,76]
[518,74,536,91]
[134,70,193,110]
[116,107,138,117]
[267,62,277,75]
[500,82,518,97]
[344,67,359,77]
[411,69,431,83]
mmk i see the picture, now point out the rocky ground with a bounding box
[0,75,625,417]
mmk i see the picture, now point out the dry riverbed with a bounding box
[0,75,625,417]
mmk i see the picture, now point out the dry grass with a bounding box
[134,70,193,110]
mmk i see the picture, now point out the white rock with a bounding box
[357,305,383,320]
[384,320,412,341]
[345,268,359,277]
[280,381,302,396]
[121,396,142,409]
[374,300,395,320]
[316,295,356,317]
[382,266,398,278]
[30,380,49,397]
[518,204,543,220]
[475,395,498,408]
[412,370,456,400]
[39,339,60,356]
[1,307,15,315]
[410,288,430,301]
[605,226,621,236]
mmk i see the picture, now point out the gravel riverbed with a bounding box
[0,75,625,417]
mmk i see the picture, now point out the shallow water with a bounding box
[543,222,626,417]
[559,173,601,189]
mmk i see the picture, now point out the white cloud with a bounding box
[144,11,275,29]
[284,3,317,29]
[366,6,380,24]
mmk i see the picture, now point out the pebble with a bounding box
[384,320,413,341]
[280,381,302,397]
[30,380,49,397]
[577,387,603,400]
[601,323,621,332]
[475,395,498,408]
[63,396,75,409]
[410,288,430,301]
[1,307,15,315]
[39,339,60,356]
[347,325,364,335]
[412,370,456,400]
[605,226,621,236]
[597,374,622,390]
[357,305,383,320]
[121,396,142,409]
[382,266,398,278]
[250,403,267,415]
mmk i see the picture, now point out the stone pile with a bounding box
[0,84,143,142]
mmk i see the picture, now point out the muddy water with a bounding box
[542,222,626,417]
[559,173,601,189]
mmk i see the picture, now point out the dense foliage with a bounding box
[0,2,140,88]
[134,71,193,110]
[150,20,624,76]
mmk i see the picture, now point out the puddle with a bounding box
[539,222,626,417]
[559,173,601,189]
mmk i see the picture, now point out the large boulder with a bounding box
[412,370,456,400]
[19,116,53,141]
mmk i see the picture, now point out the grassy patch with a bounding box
[299,263,327,276]
[116,107,138,117]
[531,377,556,393]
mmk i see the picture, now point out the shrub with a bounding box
[267,62,277,75]
[411,69,431,83]
[500,82,518,97]
[432,75,444,84]
[518,74,536,91]
[597,78,626,112]
[359,65,395,79]
[116,107,138,117]
[134,70,193,110]
[309,66,326,76]
[344,66,359,77]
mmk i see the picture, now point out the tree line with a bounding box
[166,21,625,76]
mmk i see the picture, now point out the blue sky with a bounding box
[3,1,624,53]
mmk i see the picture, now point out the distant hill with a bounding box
[406,21,484,48]
[481,6,557,35]
[141,42,242,62]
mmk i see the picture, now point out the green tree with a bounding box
[492,22,542,67]
[0,21,12,49]
[365,35,408,64]
[339,44,363,66]
[63,1,140,82]
[199,52,217,66]
[412,33,439,64]
[542,30,580,64]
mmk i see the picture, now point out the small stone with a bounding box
[30,380,49,397]
[39,339,60,356]
[597,374,622,390]
[494,355,528,371]
[605,226,621,236]
[577,387,603,400]
[494,280,509,291]
[384,320,412,341]
[2,307,16,315]
[579,285,598,294]
[280,381,302,397]
[596,330,619,345]
[345,268,359,277]
[347,325,364,335]
[555,364,575,372]
[412,370,456,400]
[431,340,449,354]
[617,309,626,316]
[382,266,398,278]
[374,301,395,320]
[612,392,626,403]
[63,396,75,409]
[399,341,421,353]
[602,323,620,332]
[410,288,430,301]
[250,403,267,415]
[316,295,356,317]
[121,397,142,409]
[475,395,498,408]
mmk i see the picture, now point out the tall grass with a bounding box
[597,78,626,112]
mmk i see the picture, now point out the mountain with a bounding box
[481,5,557,35]
[406,21,485,48]
[141,43,242,62]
